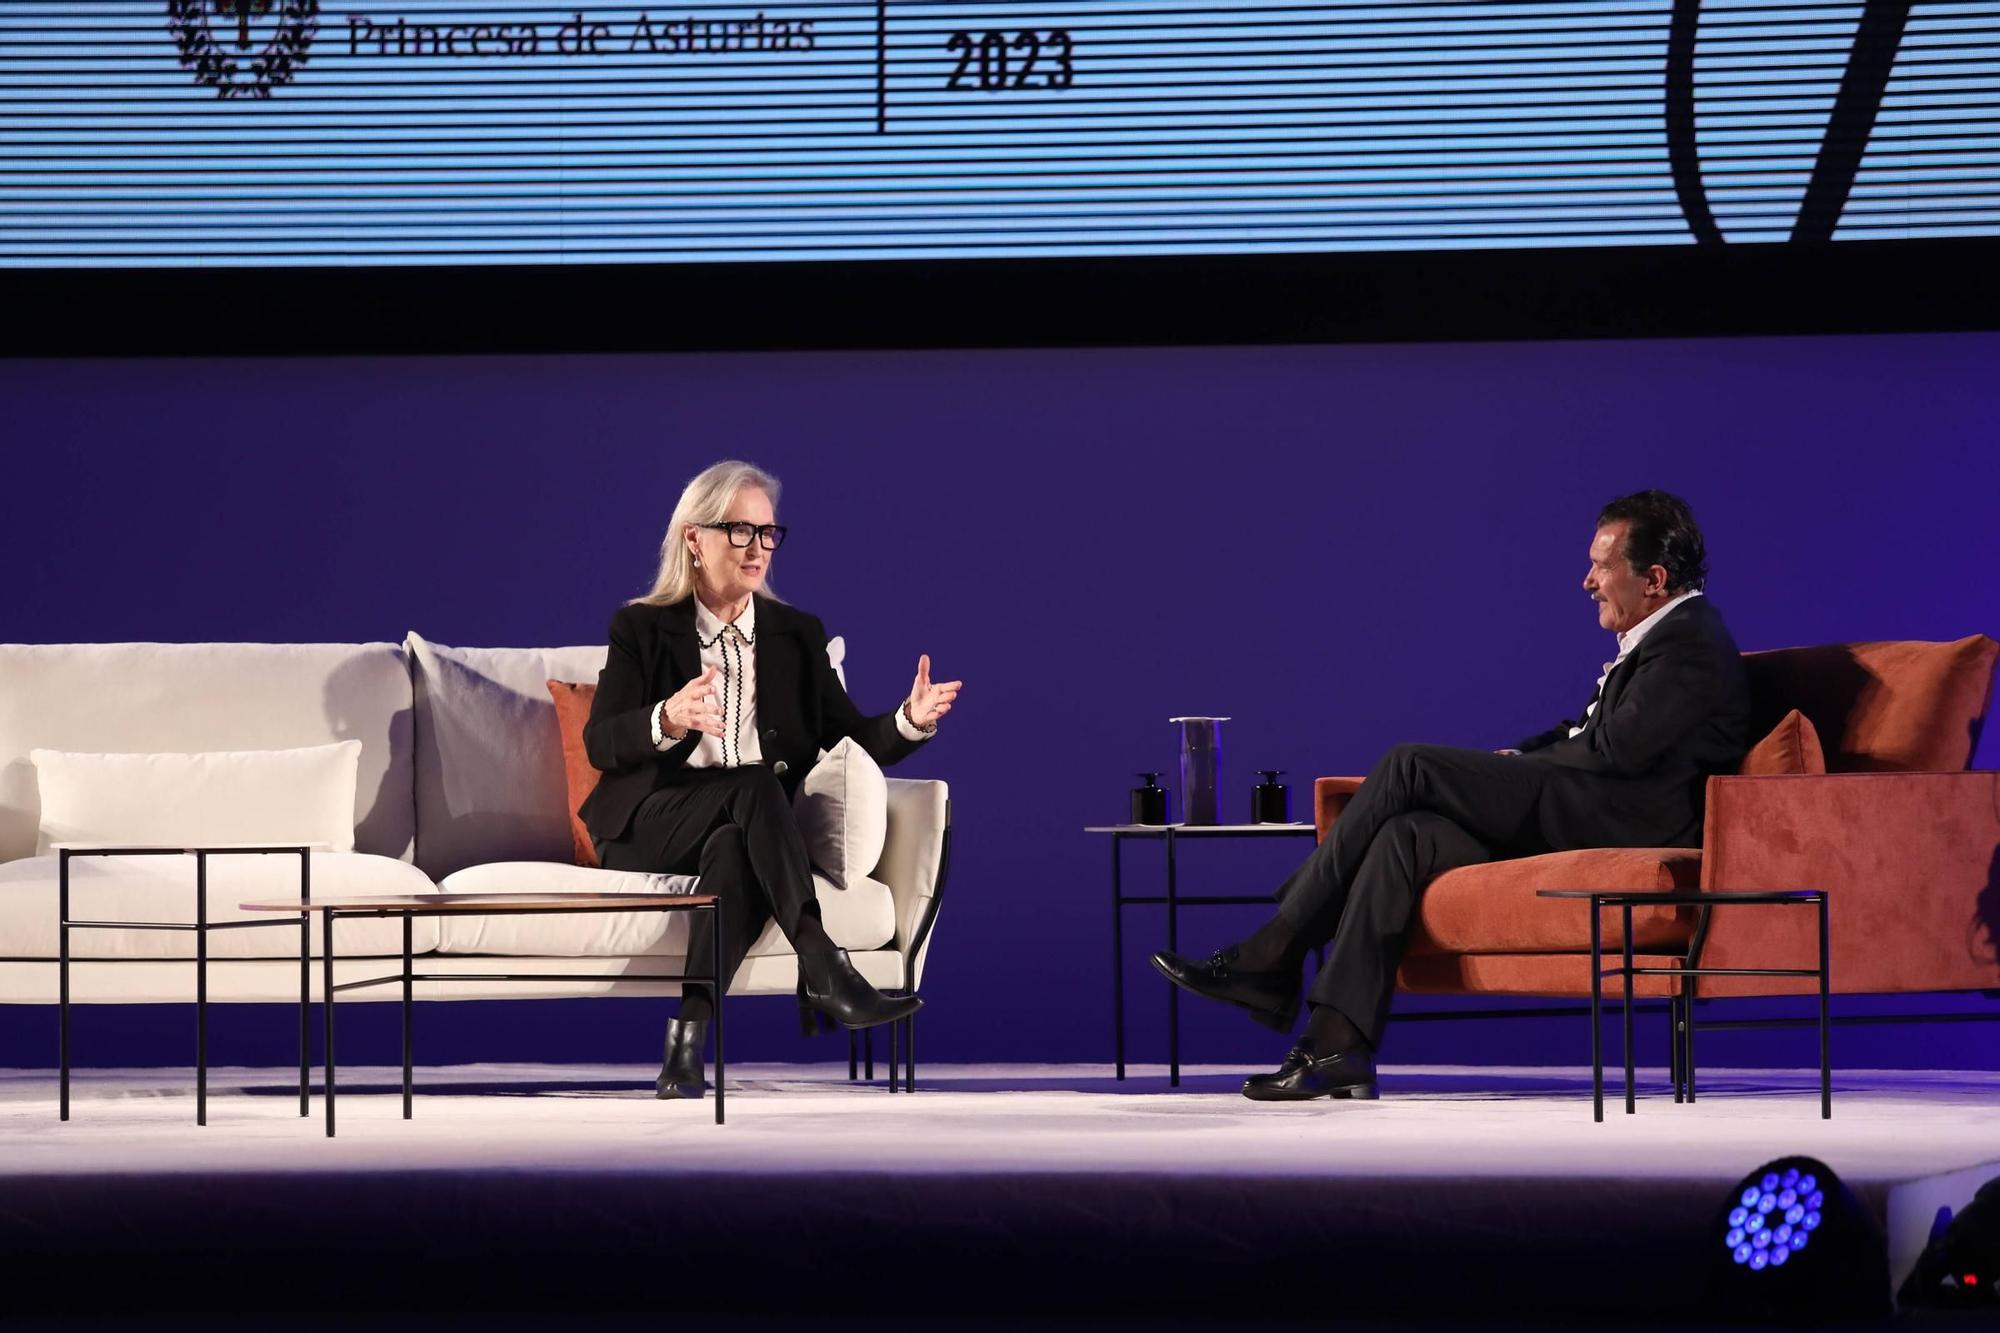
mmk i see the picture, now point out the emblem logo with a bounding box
[167,0,320,98]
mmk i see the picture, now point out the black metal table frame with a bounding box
[58,844,313,1127]
[1541,888,1830,1123]
[313,896,725,1136]
[1096,823,1318,1087]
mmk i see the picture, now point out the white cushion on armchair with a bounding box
[793,736,888,888]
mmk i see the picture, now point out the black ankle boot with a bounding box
[796,948,922,1032]
[655,1018,708,1100]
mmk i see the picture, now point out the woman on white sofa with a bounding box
[581,460,963,1100]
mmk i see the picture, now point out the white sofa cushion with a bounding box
[433,860,895,957]
[0,641,416,864]
[793,736,888,888]
[405,634,606,879]
[0,851,440,959]
[30,742,362,857]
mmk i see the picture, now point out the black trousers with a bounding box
[597,766,819,1013]
[1274,743,1569,1048]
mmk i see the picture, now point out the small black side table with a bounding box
[1086,822,1316,1086]
[1537,888,1830,1122]
[58,843,314,1126]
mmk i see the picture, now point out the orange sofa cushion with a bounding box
[545,680,601,869]
[1737,707,1825,776]
[1410,846,1703,955]
[1743,635,1997,773]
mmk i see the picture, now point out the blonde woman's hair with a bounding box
[632,460,784,606]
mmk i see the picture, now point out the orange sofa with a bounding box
[1314,635,2000,1004]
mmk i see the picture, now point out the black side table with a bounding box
[1086,822,1316,1086]
[1537,888,1830,1122]
[58,843,313,1126]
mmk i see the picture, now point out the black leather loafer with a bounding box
[655,1017,708,1100]
[1241,1044,1379,1102]
[1149,945,1301,1032]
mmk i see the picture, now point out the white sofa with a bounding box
[0,637,950,1013]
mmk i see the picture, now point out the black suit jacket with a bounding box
[579,596,925,844]
[1514,596,1752,849]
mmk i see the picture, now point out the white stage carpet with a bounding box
[7,1061,2000,1181]
[4,1062,1997,1325]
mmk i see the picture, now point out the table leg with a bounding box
[298,851,310,1118]
[402,913,414,1120]
[196,851,208,1128]
[323,911,336,1139]
[1111,836,1125,1081]
[1165,829,1180,1089]
[711,901,725,1127]
[58,849,71,1123]
[1590,896,1602,1123]
[1686,991,1697,1103]
[1622,902,1635,1116]
[1669,994,1683,1104]
[1817,893,1831,1120]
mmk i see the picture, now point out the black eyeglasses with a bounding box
[699,521,788,551]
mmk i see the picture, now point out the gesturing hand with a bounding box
[663,665,726,739]
[904,654,963,731]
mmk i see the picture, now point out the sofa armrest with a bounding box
[1314,777,1367,842]
[1697,771,2000,996]
[878,777,950,989]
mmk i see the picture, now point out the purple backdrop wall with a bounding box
[5,332,1998,1073]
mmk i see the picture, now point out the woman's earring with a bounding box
[692,555,700,568]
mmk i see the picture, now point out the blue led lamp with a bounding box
[1703,1155,1889,1323]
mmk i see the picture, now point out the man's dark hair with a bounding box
[1596,490,1709,593]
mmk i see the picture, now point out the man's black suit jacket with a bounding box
[1514,596,1752,849]
[579,596,923,845]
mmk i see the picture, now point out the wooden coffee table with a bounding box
[241,891,723,1135]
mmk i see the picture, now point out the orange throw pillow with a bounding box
[1737,707,1827,776]
[545,680,602,868]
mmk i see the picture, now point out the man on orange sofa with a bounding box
[1152,490,1752,1101]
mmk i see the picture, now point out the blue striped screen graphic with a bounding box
[3,1,1996,265]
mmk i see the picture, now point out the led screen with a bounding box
[4,0,1997,266]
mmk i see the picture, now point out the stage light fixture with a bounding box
[1703,1155,1889,1323]
[1723,1165,1822,1271]
[1899,1175,2000,1310]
